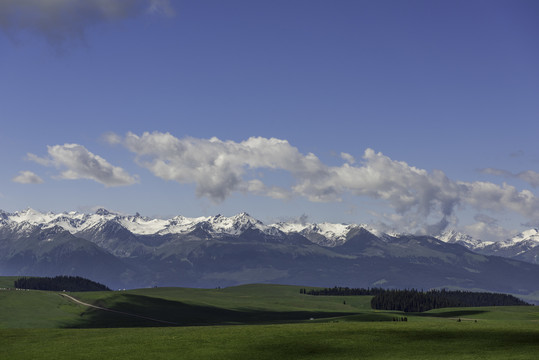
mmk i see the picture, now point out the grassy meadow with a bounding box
[1,279,538,359]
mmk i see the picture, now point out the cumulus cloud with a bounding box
[12,170,43,184]
[0,0,174,49]
[109,132,539,234]
[111,132,324,201]
[480,168,539,188]
[29,143,138,187]
[461,181,539,218]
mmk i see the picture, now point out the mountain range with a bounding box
[1,209,538,298]
[439,229,539,265]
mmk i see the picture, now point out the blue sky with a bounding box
[1,0,538,241]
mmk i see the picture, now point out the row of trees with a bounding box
[303,286,531,312]
[303,286,386,296]
[370,288,530,312]
[14,276,110,292]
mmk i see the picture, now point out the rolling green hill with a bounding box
[1,278,538,359]
[2,280,538,329]
[1,283,377,328]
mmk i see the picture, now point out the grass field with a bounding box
[1,284,379,328]
[0,289,83,328]
[1,279,538,359]
[2,320,538,360]
[0,276,20,288]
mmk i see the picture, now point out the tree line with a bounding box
[14,276,111,292]
[303,286,531,312]
[301,287,386,296]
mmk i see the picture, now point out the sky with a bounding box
[1,0,538,241]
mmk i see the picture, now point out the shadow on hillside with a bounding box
[62,293,358,328]
[414,309,488,318]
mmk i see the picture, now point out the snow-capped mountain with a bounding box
[5,208,539,263]
[2,208,376,247]
[2,208,539,294]
[273,222,359,246]
[481,229,539,264]
[437,230,494,250]
[503,229,539,247]
[5,209,277,237]
[437,229,539,264]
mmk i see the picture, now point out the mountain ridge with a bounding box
[1,208,539,294]
[5,208,538,254]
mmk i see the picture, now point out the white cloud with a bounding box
[0,0,174,49]
[101,132,122,145]
[115,132,325,202]
[25,153,50,166]
[29,143,138,187]
[12,170,44,184]
[111,132,539,234]
[461,181,539,218]
[480,167,539,188]
[340,152,355,164]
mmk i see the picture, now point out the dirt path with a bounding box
[60,293,178,325]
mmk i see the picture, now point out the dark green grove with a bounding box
[305,287,531,312]
[14,276,111,292]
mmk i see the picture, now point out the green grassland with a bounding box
[0,289,83,328]
[1,279,538,359]
[1,284,379,328]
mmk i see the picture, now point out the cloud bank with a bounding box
[0,0,174,48]
[110,132,539,233]
[12,170,43,184]
[29,143,137,187]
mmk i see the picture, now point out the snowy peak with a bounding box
[10,208,54,224]
[435,228,539,265]
[0,209,279,237]
[487,229,539,251]
[438,228,539,250]
[508,229,539,246]
[95,208,114,216]
[0,208,375,244]
[118,215,169,235]
[437,230,493,249]
[272,221,375,246]
[205,212,264,235]
[302,222,356,245]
